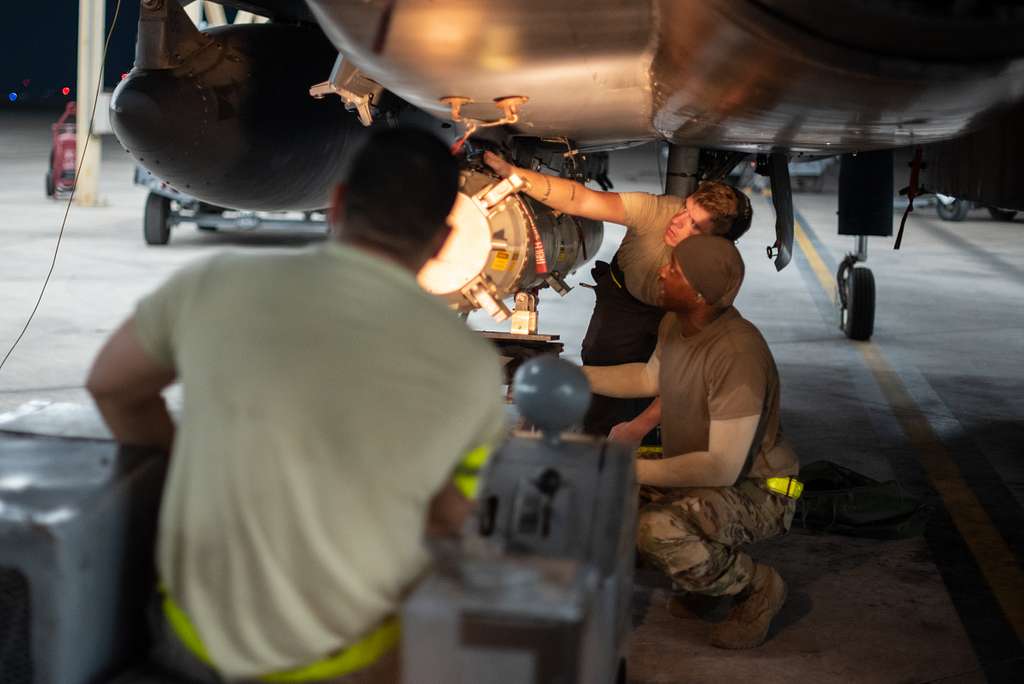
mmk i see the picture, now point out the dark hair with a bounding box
[343,128,459,252]
[691,181,753,241]
[723,186,753,241]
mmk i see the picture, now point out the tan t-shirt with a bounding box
[617,192,684,306]
[133,244,504,678]
[657,308,799,479]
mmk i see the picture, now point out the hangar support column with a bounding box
[75,0,105,207]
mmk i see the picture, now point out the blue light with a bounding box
[7,92,16,102]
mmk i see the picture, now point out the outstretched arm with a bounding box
[484,151,626,224]
[583,351,660,399]
[635,414,760,488]
[86,318,177,451]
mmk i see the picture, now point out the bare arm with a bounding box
[608,397,662,443]
[583,361,659,399]
[583,343,660,399]
[86,318,177,451]
[635,414,760,487]
[484,151,626,224]
[425,481,474,538]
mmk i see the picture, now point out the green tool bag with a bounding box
[794,461,932,539]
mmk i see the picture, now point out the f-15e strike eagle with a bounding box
[111,0,1024,339]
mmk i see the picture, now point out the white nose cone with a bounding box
[417,192,492,295]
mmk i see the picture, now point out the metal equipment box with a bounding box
[402,432,637,684]
[0,435,166,684]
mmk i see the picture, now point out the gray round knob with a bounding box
[512,356,592,436]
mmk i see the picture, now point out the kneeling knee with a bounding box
[637,507,694,553]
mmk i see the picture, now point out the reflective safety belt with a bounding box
[764,477,804,500]
[161,589,399,683]
[452,442,492,500]
[636,445,663,458]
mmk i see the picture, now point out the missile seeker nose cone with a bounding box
[513,357,592,441]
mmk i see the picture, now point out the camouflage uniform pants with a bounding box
[637,479,796,596]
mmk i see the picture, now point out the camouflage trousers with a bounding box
[637,479,796,596]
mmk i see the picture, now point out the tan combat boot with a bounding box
[709,564,787,649]
[667,591,729,621]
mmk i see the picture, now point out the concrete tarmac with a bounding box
[1,111,1022,682]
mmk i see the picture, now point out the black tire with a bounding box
[842,266,875,341]
[45,170,54,198]
[987,207,1018,222]
[936,199,969,221]
[144,192,172,245]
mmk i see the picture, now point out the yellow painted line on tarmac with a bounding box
[793,219,835,299]
[859,344,1024,641]
[794,214,1024,643]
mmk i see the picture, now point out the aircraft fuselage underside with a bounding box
[307,0,1024,153]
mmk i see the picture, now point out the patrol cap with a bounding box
[671,235,745,307]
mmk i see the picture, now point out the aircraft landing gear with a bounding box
[837,150,890,341]
[837,235,875,341]
[143,192,172,245]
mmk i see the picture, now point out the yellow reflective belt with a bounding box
[260,618,399,683]
[765,477,804,499]
[452,442,492,500]
[162,588,214,666]
[160,589,399,683]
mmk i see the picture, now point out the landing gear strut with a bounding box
[837,150,890,342]
[837,235,875,340]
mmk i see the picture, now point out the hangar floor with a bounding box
[1,111,1022,682]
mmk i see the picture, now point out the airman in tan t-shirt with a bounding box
[657,308,798,479]
[584,235,798,651]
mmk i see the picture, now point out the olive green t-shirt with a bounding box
[617,192,685,306]
[657,308,799,479]
[133,244,504,678]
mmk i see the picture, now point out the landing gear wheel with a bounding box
[937,199,969,221]
[837,256,875,341]
[45,147,55,198]
[987,207,1018,222]
[144,192,172,245]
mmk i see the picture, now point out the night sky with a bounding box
[3,1,142,110]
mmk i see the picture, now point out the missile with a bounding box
[419,168,602,321]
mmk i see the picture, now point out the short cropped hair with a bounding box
[691,181,752,241]
[343,129,459,253]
